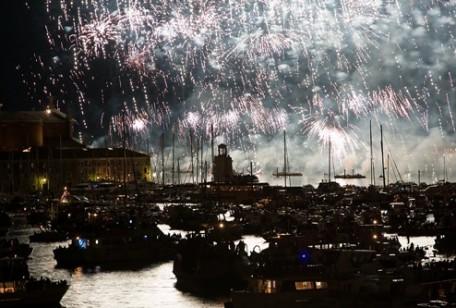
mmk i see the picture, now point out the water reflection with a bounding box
[235,235,268,255]
[395,235,453,261]
[60,262,222,308]
[22,224,229,308]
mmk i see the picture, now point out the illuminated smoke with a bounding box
[23,0,456,182]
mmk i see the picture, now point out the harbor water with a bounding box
[5,222,453,308]
[7,226,267,308]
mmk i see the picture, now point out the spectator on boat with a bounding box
[236,240,246,256]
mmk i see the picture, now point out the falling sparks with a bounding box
[21,0,456,161]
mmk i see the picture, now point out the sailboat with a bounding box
[334,169,366,179]
[272,130,302,187]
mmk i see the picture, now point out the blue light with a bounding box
[78,239,88,249]
[298,248,311,264]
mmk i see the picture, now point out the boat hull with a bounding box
[0,284,68,308]
[54,241,175,268]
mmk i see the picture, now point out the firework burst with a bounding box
[22,0,456,165]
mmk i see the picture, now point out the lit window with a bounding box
[315,281,328,289]
[295,281,314,290]
[0,282,16,293]
[263,280,277,294]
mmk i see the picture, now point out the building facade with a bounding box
[0,109,152,193]
[0,109,76,151]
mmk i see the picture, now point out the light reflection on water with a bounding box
[59,262,222,308]
[235,235,269,255]
[24,230,224,308]
[19,224,454,307]
[13,223,268,308]
[395,235,453,261]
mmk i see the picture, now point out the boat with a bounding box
[0,213,10,237]
[29,230,68,243]
[334,169,366,179]
[225,235,456,308]
[0,257,68,307]
[173,233,250,295]
[434,233,456,254]
[163,203,218,231]
[0,240,32,259]
[54,225,176,268]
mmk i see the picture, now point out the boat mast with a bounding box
[196,137,199,184]
[190,130,194,184]
[284,130,287,187]
[369,120,374,186]
[161,132,165,185]
[392,155,403,183]
[172,133,175,185]
[328,138,332,182]
[122,113,127,202]
[387,154,390,185]
[204,161,208,183]
[177,158,181,185]
[380,125,386,189]
[200,135,204,184]
[443,154,447,183]
[211,124,214,173]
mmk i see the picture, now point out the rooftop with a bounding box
[0,147,150,160]
[0,109,76,124]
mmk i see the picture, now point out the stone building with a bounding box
[0,109,152,193]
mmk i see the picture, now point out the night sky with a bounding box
[0,1,48,111]
[2,0,456,184]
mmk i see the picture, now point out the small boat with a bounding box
[54,226,176,268]
[0,213,10,237]
[29,230,68,243]
[0,240,32,259]
[334,169,366,179]
[226,235,456,308]
[0,257,68,307]
[173,234,250,295]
